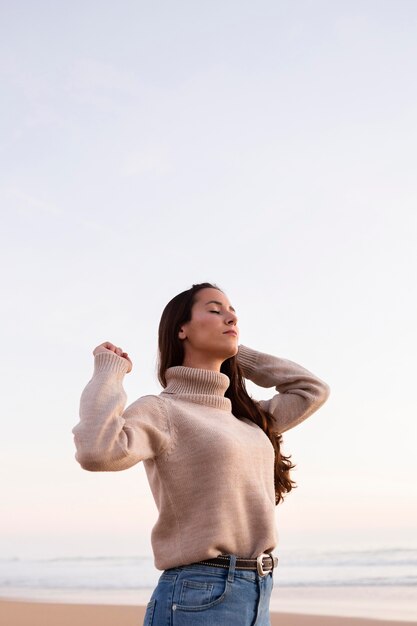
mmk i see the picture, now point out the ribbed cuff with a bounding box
[93,351,130,377]
[237,345,259,378]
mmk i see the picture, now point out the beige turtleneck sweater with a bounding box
[73,345,329,570]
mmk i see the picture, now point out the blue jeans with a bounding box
[143,555,274,626]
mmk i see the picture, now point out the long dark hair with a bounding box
[158,282,295,505]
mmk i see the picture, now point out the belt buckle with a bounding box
[256,552,270,577]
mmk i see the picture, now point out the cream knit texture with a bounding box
[73,345,330,570]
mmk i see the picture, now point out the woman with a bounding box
[73,282,330,625]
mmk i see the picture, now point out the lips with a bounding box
[223,330,238,336]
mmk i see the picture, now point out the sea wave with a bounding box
[1,547,416,592]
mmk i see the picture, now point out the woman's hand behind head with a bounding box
[93,341,133,373]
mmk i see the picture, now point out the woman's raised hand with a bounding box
[93,341,133,373]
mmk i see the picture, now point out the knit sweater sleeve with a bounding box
[72,351,171,471]
[237,345,330,433]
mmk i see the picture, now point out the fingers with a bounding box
[121,353,133,373]
[93,342,114,356]
[92,343,133,372]
[93,342,128,358]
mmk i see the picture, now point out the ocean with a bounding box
[1,547,416,621]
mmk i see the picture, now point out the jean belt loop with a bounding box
[227,554,237,583]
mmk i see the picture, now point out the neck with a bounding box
[162,364,231,410]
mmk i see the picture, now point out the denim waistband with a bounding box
[162,556,274,583]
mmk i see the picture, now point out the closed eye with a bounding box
[210,310,220,314]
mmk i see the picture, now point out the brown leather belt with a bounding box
[196,553,278,577]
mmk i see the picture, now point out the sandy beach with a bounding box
[1,600,415,626]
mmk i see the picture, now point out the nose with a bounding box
[226,311,238,326]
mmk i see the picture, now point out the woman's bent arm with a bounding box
[72,351,171,471]
[237,345,330,433]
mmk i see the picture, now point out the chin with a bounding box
[223,345,239,360]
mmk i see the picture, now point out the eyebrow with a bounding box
[205,300,236,313]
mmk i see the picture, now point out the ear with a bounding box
[178,326,187,340]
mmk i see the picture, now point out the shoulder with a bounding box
[124,394,170,421]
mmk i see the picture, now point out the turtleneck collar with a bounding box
[161,366,231,411]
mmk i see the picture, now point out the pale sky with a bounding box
[1,0,416,559]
